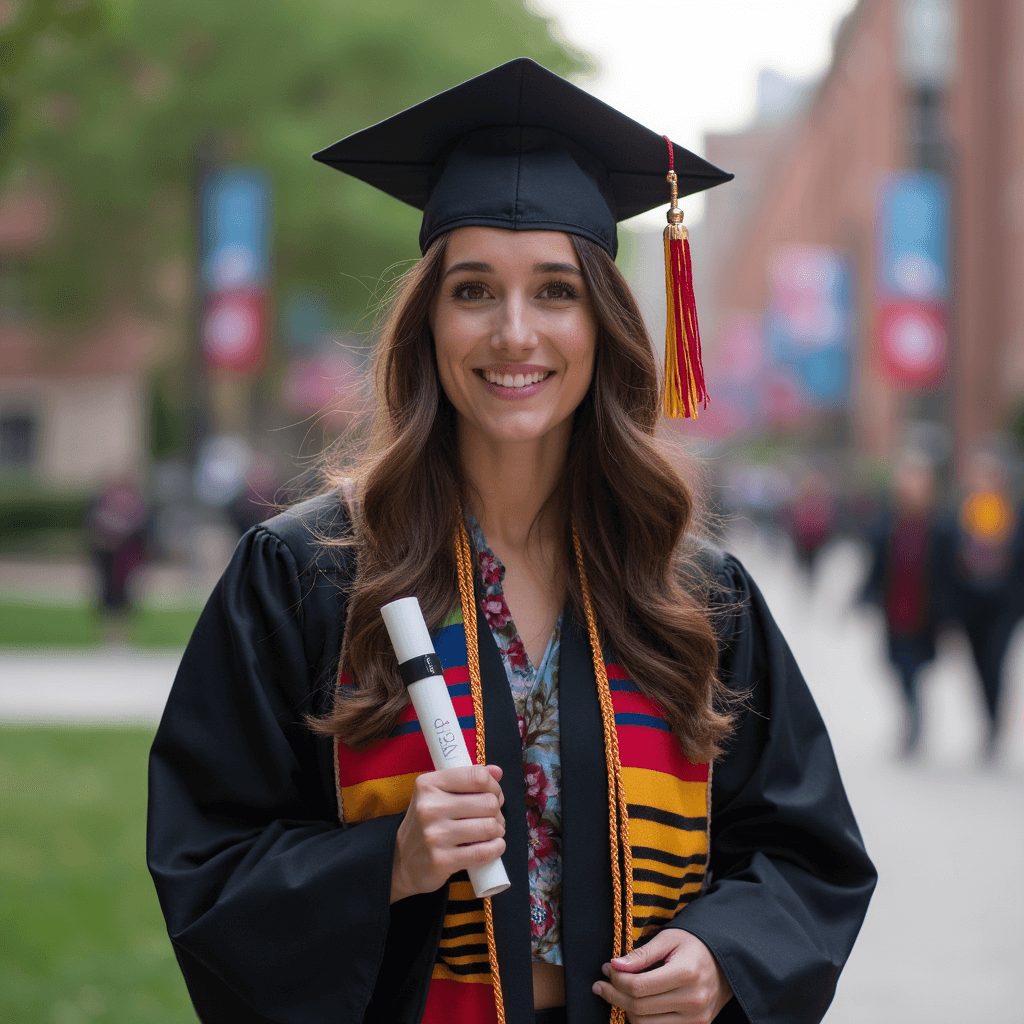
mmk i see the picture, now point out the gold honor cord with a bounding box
[455,521,507,1024]
[454,516,633,1024]
[572,527,634,1024]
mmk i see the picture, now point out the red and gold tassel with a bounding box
[662,136,707,419]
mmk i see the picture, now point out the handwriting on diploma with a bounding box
[434,718,460,762]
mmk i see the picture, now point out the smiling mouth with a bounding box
[479,369,553,389]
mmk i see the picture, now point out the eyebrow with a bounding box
[442,259,582,280]
[535,261,582,277]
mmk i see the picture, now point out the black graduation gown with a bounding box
[147,492,876,1024]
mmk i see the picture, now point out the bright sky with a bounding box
[528,0,859,226]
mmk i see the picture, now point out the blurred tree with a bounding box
[2,0,587,330]
[0,0,104,176]
[148,373,186,460]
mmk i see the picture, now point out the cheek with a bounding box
[565,314,598,382]
[431,310,474,403]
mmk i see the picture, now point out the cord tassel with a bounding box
[573,526,633,1024]
[662,136,708,419]
[456,522,507,1024]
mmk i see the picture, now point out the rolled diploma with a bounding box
[381,596,510,899]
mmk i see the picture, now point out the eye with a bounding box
[540,280,580,301]
[451,280,491,301]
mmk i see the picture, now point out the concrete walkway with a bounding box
[0,555,226,610]
[0,647,181,725]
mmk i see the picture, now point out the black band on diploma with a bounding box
[398,653,444,687]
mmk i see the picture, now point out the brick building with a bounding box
[0,183,166,492]
[700,0,1024,472]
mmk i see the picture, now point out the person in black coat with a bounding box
[947,447,1024,760]
[861,450,950,756]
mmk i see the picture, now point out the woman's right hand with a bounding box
[390,764,506,903]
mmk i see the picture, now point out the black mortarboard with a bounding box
[314,58,733,419]
[312,58,731,260]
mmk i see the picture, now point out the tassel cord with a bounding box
[572,526,634,1024]
[661,135,708,420]
[455,523,506,1024]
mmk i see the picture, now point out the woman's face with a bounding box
[429,226,598,451]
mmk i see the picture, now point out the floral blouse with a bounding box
[468,516,563,965]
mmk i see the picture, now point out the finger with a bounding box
[432,765,504,795]
[594,980,704,1022]
[448,836,506,871]
[609,929,683,974]
[440,793,504,821]
[591,980,638,1016]
[607,959,707,1011]
[428,815,505,849]
[485,764,505,805]
[607,963,690,1003]
[604,947,688,1001]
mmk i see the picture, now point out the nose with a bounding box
[491,290,537,354]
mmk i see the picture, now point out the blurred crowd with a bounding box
[79,441,286,629]
[719,432,1023,764]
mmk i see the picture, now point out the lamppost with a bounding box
[897,0,958,466]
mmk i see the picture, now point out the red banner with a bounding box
[877,300,947,388]
[202,290,266,373]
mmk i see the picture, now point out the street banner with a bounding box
[202,290,267,374]
[877,301,947,388]
[764,246,852,412]
[689,312,763,438]
[875,172,950,388]
[200,168,272,373]
[877,173,949,302]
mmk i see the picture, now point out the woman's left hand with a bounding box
[591,928,733,1023]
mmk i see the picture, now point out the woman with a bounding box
[148,60,875,1024]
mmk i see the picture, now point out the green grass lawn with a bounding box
[0,605,200,649]
[0,727,196,1023]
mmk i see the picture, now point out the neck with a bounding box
[458,422,571,555]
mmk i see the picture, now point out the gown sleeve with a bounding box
[146,519,443,1024]
[666,552,877,1024]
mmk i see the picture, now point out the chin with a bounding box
[473,415,565,447]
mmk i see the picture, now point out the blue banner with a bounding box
[876,172,949,302]
[764,246,852,409]
[201,168,272,292]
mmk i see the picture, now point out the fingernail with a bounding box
[601,963,610,977]
[592,983,602,995]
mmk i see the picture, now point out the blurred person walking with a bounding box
[861,450,948,757]
[948,446,1024,760]
[87,475,148,639]
[783,468,838,582]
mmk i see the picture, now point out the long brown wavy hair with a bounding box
[311,230,735,763]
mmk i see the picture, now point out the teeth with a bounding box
[483,370,550,388]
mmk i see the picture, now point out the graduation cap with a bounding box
[314,58,733,419]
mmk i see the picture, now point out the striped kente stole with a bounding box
[334,610,709,1024]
